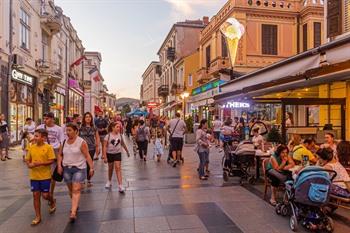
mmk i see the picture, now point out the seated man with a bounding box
[292,138,318,166]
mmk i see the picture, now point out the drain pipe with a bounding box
[7,0,13,127]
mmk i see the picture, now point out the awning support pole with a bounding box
[282,102,287,144]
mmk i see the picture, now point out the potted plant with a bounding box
[184,115,196,144]
[266,126,283,146]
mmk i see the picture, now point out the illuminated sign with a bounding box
[12,70,34,85]
[223,102,250,108]
[147,102,158,108]
[192,79,225,96]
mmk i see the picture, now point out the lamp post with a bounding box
[180,91,190,119]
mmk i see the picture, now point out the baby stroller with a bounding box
[222,140,256,184]
[276,166,337,232]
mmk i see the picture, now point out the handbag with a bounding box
[52,139,66,182]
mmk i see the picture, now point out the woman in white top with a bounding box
[57,123,94,222]
[252,127,264,151]
[317,148,350,198]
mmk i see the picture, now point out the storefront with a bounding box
[68,78,84,116]
[9,69,35,143]
[215,35,350,142]
[188,79,225,124]
[51,86,65,124]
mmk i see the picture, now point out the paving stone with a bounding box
[135,216,170,232]
[167,215,205,229]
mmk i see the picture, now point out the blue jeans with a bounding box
[197,151,209,177]
[63,166,87,184]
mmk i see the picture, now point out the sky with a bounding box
[55,0,227,99]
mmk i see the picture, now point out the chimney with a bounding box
[202,16,209,25]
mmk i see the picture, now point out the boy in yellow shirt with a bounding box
[26,129,56,225]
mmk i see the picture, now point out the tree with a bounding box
[121,104,131,116]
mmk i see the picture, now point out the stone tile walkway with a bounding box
[0,137,349,233]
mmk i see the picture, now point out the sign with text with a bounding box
[12,70,34,86]
[223,101,250,108]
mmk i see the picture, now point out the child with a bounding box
[21,131,30,162]
[25,129,56,226]
[103,122,130,193]
[154,132,164,162]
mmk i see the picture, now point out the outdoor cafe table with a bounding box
[255,150,272,180]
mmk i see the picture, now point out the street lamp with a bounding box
[180,91,190,118]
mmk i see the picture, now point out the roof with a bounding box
[142,61,160,78]
[157,20,207,55]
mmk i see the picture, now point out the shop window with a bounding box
[20,9,30,50]
[303,24,308,51]
[262,24,277,55]
[206,45,211,68]
[313,22,321,47]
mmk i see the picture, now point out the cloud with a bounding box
[164,0,224,20]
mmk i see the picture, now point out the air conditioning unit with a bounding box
[12,54,25,67]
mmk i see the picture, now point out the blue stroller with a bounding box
[275,166,337,232]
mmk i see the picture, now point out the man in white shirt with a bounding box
[24,117,36,135]
[212,116,222,148]
[167,113,187,167]
[37,112,64,201]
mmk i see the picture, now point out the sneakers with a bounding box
[105,181,112,189]
[118,185,125,194]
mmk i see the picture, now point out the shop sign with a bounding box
[147,102,158,108]
[12,70,34,86]
[192,79,225,96]
[223,101,250,108]
[56,87,66,95]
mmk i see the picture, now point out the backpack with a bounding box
[136,127,147,142]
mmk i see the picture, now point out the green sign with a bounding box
[191,80,226,96]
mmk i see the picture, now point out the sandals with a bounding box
[269,199,277,206]
[69,212,77,223]
[200,176,208,180]
[31,217,41,226]
[49,199,56,214]
[87,181,93,187]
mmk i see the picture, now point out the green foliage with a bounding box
[267,126,283,144]
[121,104,131,116]
[185,115,194,133]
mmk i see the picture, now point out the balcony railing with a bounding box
[40,3,62,35]
[170,83,184,95]
[208,57,230,75]
[158,85,169,97]
[196,67,210,84]
[166,47,176,62]
[36,59,62,80]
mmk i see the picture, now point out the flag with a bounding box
[88,67,101,82]
[70,56,86,68]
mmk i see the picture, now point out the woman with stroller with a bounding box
[317,148,350,198]
[266,144,295,205]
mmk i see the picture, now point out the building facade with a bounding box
[157,18,209,117]
[0,0,112,143]
[192,0,325,122]
[141,61,161,115]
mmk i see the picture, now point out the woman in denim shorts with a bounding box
[57,123,94,222]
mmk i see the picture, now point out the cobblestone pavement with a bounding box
[0,137,349,233]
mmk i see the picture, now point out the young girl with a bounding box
[21,131,30,162]
[153,132,164,162]
[103,122,130,193]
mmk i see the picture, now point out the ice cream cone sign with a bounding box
[220,18,245,68]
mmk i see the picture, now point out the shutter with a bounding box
[313,22,321,47]
[262,24,277,55]
[206,45,211,68]
[327,0,342,37]
[303,24,308,51]
[221,35,228,58]
[345,0,350,33]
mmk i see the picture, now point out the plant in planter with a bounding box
[184,115,196,144]
[266,126,283,145]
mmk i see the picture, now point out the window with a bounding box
[58,47,63,74]
[205,45,211,68]
[221,36,228,58]
[20,9,30,50]
[188,74,193,87]
[42,33,48,60]
[303,24,308,51]
[345,0,350,33]
[262,24,277,55]
[313,22,321,47]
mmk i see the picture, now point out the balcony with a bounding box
[208,57,230,76]
[36,60,62,87]
[170,83,184,95]
[196,67,210,84]
[40,3,62,35]
[166,47,176,62]
[158,85,169,97]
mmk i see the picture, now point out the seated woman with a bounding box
[336,140,350,167]
[317,148,350,198]
[266,144,295,205]
[251,127,264,151]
